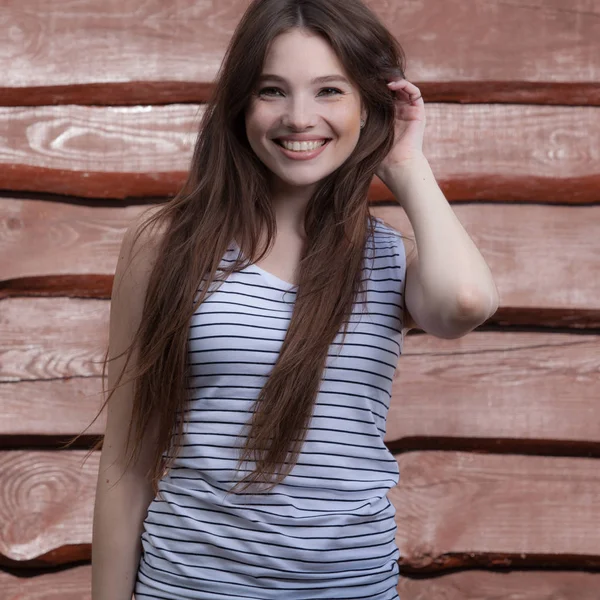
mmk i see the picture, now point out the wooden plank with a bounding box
[1,566,600,600]
[2,450,599,568]
[0,105,197,199]
[0,275,114,300]
[1,298,108,383]
[2,298,600,447]
[396,570,600,599]
[0,451,96,564]
[1,103,598,202]
[0,199,147,281]
[0,565,91,599]
[385,330,600,451]
[3,200,600,323]
[0,378,105,442]
[390,452,600,570]
[0,0,598,106]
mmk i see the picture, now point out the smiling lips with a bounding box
[276,138,330,150]
[273,138,331,160]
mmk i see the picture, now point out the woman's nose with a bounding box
[282,98,317,129]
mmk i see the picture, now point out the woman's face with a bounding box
[245,28,367,195]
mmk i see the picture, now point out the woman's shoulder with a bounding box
[369,216,406,258]
[371,216,402,240]
[370,214,416,265]
[113,205,170,301]
[123,205,170,263]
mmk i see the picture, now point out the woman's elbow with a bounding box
[455,287,499,326]
[410,283,500,340]
[434,288,498,339]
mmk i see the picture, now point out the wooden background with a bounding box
[1,0,599,597]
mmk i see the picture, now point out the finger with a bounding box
[395,89,423,105]
[387,79,423,103]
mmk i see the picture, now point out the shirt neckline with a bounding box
[231,239,298,292]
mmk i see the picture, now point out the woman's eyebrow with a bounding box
[257,74,350,85]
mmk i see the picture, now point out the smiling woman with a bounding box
[85,1,490,599]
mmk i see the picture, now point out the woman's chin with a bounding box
[270,170,329,189]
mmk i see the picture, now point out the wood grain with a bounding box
[390,452,600,570]
[0,378,104,440]
[0,565,92,599]
[0,452,96,564]
[0,105,197,199]
[1,298,108,383]
[1,102,598,201]
[1,0,598,105]
[2,450,599,568]
[1,566,600,599]
[3,200,599,320]
[386,330,600,449]
[2,298,599,448]
[0,199,148,280]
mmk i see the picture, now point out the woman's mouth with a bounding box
[272,138,331,161]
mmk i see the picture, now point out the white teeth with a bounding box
[279,139,327,152]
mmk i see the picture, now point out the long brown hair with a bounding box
[76,0,406,497]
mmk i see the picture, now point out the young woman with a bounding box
[91,0,498,598]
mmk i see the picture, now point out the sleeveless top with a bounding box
[135,218,407,600]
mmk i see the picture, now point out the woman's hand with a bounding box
[375,78,426,185]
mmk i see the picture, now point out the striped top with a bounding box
[135,218,407,600]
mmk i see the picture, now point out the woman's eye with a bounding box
[257,87,343,97]
[320,87,343,96]
[257,87,281,96]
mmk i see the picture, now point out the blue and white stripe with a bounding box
[135,218,406,599]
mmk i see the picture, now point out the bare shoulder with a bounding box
[119,205,169,276]
[371,213,417,332]
[112,204,170,308]
[395,234,417,334]
[370,209,417,264]
[126,204,170,254]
